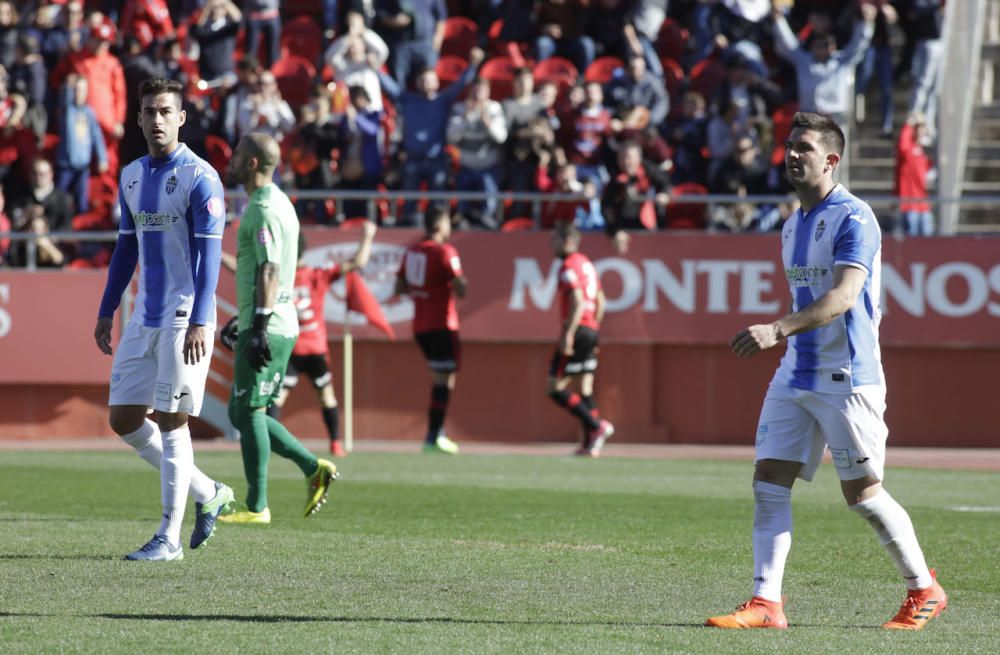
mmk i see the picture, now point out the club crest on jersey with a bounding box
[814,218,826,241]
[165,174,178,194]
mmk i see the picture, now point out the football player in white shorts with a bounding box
[705,112,947,631]
[94,78,234,561]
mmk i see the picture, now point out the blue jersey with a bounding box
[773,184,884,393]
[115,144,226,328]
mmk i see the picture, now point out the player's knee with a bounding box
[109,407,145,437]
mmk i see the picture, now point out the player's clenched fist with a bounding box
[94,316,114,355]
[730,323,783,358]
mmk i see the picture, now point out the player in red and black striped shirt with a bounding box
[395,208,467,454]
[547,222,614,456]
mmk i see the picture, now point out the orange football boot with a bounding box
[705,596,788,629]
[883,570,948,630]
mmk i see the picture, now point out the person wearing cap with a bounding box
[52,18,126,174]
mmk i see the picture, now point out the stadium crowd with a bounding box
[0,0,944,268]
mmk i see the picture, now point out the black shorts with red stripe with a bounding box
[415,329,462,373]
[549,326,599,378]
[282,354,333,390]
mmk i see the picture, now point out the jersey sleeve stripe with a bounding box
[833,259,869,272]
[194,233,223,239]
[119,229,136,235]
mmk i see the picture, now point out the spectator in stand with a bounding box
[689,0,772,75]
[605,54,670,132]
[378,47,484,226]
[52,20,126,176]
[325,11,390,113]
[190,0,242,89]
[714,53,781,137]
[708,134,770,196]
[120,0,175,44]
[0,1,18,71]
[376,0,447,88]
[160,37,195,91]
[602,142,670,253]
[903,0,943,137]
[236,70,296,144]
[535,0,595,73]
[772,2,877,126]
[627,1,667,77]
[8,158,74,267]
[0,64,27,186]
[706,97,752,184]
[896,112,934,236]
[120,35,165,166]
[668,91,710,184]
[561,81,612,188]
[536,80,562,134]
[34,1,87,72]
[504,67,544,216]
[10,36,48,110]
[855,1,898,138]
[56,75,108,214]
[586,0,632,61]
[219,56,262,145]
[7,202,66,268]
[447,78,508,229]
[244,0,281,69]
[536,148,596,229]
[338,86,385,220]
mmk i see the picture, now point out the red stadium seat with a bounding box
[665,182,708,230]
[436,55,469,87]
[770,102,799,166]
[479,56,517,101]
[655,17,690,62]
[271,55,316,111]
[533,57,578,93]
[281,16,323,65]
[688,56,727,100]
[660,57,685,100]
[204,135,233,176]
[441,16,478,59]
[501,217,535,231]
[584,56,624,84]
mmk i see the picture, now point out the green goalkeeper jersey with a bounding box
[235,183,299,338]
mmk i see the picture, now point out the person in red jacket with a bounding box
[395,207,467,454]
[895,111,934,236]
[52,21,126,175]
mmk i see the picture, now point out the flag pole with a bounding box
[343,309,354,453]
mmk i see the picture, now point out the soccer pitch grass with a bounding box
[1,450,998,654]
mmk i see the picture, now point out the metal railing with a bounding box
[4,191,999,271]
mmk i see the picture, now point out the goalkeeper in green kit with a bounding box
[219,133,337,524]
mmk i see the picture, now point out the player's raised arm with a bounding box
[341,221,377,274]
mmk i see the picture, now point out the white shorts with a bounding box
[108,322,215,416]
[754,383,888,482]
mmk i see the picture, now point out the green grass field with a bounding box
[1,449,998,654]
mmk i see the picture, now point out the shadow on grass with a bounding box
[97,613,707,628]
[0,554,119,561]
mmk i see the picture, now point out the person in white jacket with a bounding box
[323,11,389,113]
[447,77,508,229]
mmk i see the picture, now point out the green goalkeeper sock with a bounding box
[265,416,319,477]
[237,409,271,513]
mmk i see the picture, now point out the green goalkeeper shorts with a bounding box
[229,332,297,411]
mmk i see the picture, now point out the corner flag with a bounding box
[345,271,396,339]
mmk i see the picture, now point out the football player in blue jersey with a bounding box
[94,78,234,561]
[706,112,947,631]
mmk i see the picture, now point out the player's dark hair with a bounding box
[348,85,370,104]
[791,111,845,156]
[424,207,450,234]
[139,77,183,108]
